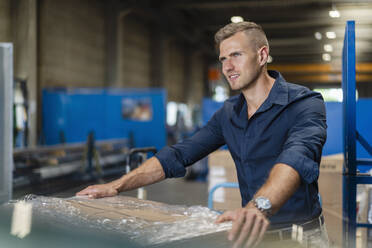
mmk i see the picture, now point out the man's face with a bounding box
[219,31,261,91]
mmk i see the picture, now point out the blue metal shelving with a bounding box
[342,20,372,248]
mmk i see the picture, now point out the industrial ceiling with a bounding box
[119,0,372,84]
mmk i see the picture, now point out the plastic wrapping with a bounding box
[7,195,231,246]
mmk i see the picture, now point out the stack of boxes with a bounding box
[318,154,344,247]
[208,150,241,211]
[318,153,368,248]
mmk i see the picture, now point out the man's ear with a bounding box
[258,46,269,66]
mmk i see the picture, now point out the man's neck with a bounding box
[242,71,275,119]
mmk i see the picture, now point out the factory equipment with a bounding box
[0,43,13,204]
[42,88,166,151]
[13,133,156,195]
[13,78,28,148]
[342,21,372,248]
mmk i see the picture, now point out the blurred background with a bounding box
[1,0,372,149]
[1,1,372,247]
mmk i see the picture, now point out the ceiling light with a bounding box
[329,10,340,18]
[322,53,331,61]
[267,55,273,63]
[326,32,336,39]
[324,44,333,52]
[231,16,244,23]
[314,32,322,40]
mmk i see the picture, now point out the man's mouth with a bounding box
[229,74,239,81]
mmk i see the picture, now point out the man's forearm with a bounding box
[247,163,301,214]
[110,156,166,193]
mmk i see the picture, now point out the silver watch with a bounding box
[253,196,272,216]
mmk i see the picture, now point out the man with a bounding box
[77,22,328,247]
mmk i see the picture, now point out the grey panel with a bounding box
[0,43,13,203]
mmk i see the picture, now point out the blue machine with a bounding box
[202,98,223,125]
[203,96,372,158]
[42,88,167,151]
[342,20,372,248]
[323,100,372,160]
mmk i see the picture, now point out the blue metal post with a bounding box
[342,20,356,248]
[208,182,239,210]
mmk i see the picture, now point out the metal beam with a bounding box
[203,20,372,32]
[0,43,13,203]
[168,0,372,9]
[342,20,357,248]
[105,0,120,86]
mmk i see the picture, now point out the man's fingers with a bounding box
[215,215,229,223]
[232,213,254,248]
[229,211,245,242]
[89,190,105,199]
[220,207,270,248]
[76,186,104,198]
[76,187,91,196]
[253,219,269,248]
[76,183,118,199]
[245,217,262,247]
[216,211,234,223]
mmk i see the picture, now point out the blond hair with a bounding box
[214,21,269,52]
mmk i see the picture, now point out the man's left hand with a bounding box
[216,206,270,248]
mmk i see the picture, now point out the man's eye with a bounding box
[232,52,241,57]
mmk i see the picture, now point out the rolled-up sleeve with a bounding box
[276,94,327,184]
[155,109,226,178]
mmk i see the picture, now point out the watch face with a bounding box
[256,197,271,210]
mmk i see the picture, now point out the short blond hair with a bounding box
[214,21,269,52]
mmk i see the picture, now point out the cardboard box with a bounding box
[319,154,343,247]
[24,195,232,247]
[66,197,187,223]
[208,150,241,211]
[319,153,368,248]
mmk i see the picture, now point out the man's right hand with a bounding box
[216,205,270,248]
[76,183,118,199]
[76,157,165,199]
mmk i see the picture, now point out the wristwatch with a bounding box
[252,196,272,216]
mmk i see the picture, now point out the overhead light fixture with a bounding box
[324,44,333,52]
[314,32,322,40]
[267,55,273,63]
[329,4,341,18]
[231,16,244,23]
[329,10,340,18]
[322,53,331,61]
[326,31,336,39]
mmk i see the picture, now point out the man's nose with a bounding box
[223,59,234,72]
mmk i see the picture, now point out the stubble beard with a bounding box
[236,67,263,92]
[229,76,254,92]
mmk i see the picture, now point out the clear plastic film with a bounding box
[6,195,232,246]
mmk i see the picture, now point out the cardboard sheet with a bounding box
[10,195,231,246]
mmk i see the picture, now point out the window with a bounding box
[313,88,359,102]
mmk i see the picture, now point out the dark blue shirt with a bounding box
[155,70,327,225]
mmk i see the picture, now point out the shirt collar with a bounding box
[231,70,289,128]
[266,70,288,106]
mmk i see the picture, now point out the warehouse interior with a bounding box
[1,0,372,247]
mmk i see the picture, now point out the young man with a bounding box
[77,22,328,247]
